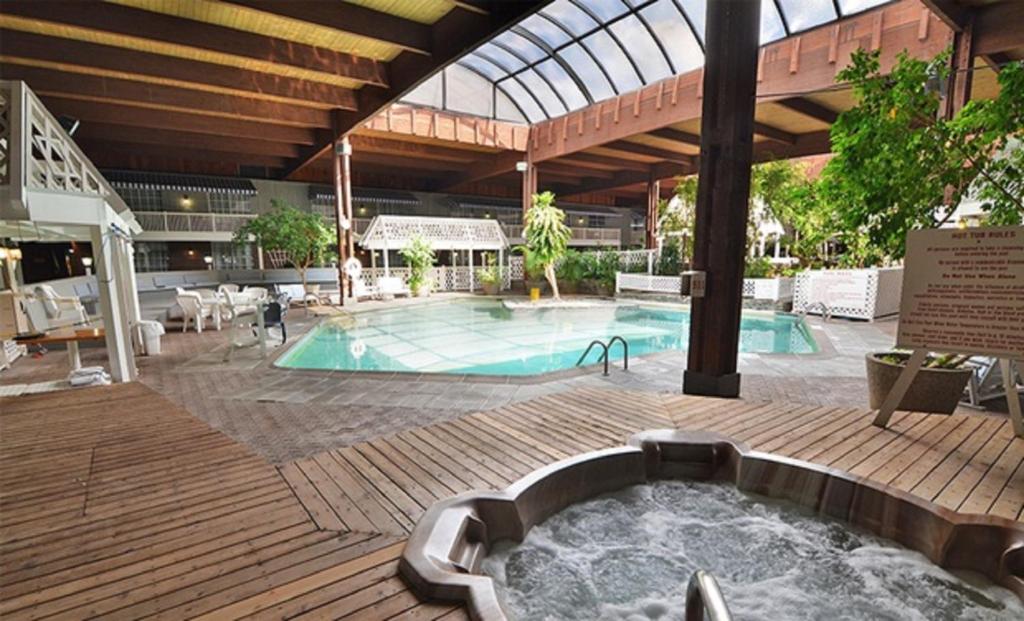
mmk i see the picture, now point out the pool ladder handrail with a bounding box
[799,301,832,322]
[575,336,629,376]
[685,570,733,621]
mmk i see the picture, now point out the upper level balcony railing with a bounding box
[1,80,131,222]
[133,211,257,235]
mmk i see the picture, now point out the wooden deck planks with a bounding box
[2,384,1022,620]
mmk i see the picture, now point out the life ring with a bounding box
[349,339,366,359]
[343,257,362,280]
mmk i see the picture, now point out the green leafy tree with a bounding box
[233,199,334,290]
[523,191,572,299]
[817,50,1023,265]
[399,234,436,295]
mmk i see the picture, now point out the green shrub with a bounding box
[399,235,436,293]
[743,256,774,279]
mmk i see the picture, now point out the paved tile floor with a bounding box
[1,295,984,464]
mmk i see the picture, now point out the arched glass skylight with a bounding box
[402,0,892,124]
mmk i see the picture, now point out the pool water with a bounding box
[275,299,816,376]
[482,481,1024,621]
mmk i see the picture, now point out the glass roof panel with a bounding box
[540,0,598,36]
[514,68,568,116]
[535,59,590,109]
[401,0,896,122]
[676,0,707,44]
[609,14,672,82]
[494,31,548,64]
[444,65,493,118]
[778,0,838,32]
[640,0,704,74]
[574,0,630,22]
[557,43,616,101]
[518,13,572,47]
[838,0,889,14]
[497,79,546,123]
[475,42,525,72]
[760,0,788,43]
[460,55,507,81]
[582,29,642,92]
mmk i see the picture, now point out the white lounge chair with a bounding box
[25,284,89,331]
[352,278,379,301]
[242,286,269,302]
[378,277,411,299]
[217,283,239,295]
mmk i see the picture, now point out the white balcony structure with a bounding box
[1,80,141,382]
[503,224,621,247]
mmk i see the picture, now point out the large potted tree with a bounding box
[866,352,973,414]
[234,199,334,293]
[522,191,572,300]
[399,235,436,297]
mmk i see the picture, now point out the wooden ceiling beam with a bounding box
[753,121,797,145]
[974,2,1024,57]
[920,0,971,31]
[645,127,701,146]
[0,1,387,87]
[775,97,838,124]
[281,1,545,180]
[223,0,432,56]
[39,96,316,144]
[348,135,482,163]
[73,123,302,158]
[0,30,358,109]
[77,139,288,168]
[3,65,334,127]
[557,152,651,172]
[604,140,693,164]
[438,150,524,190]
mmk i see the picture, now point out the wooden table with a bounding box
[17,327,105,371]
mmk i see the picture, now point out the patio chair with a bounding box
[352,278,379,301]
[217,283,239,295]
[25,284,89,331]
[176,292,213,333]
[378,277,411,299]
[242,286,269,302]
[221,290,269,362]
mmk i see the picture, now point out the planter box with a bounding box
[742,277,794,302]
[866,353,972,414]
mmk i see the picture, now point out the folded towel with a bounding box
[70,366,105,377]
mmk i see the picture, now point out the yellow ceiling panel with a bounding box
[106,0,402,61]
[0,56,333,109]
[0,14,362,89]
[345,0,455,24]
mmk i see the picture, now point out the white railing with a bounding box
[0,80,129,218]
[742,277,795,302]
[361,266,505,292]
[616,272,683,295]
[134,211,257,234]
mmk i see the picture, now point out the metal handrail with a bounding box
[799,301,831,322]
[606,335,629,370]
[575,340,610,376]
[685,570,733,621]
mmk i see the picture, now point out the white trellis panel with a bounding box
[359,215,508,251]
[361,266,494,292]
[743,277,795,302]
[615,273,683,295]
[793,268,903,321]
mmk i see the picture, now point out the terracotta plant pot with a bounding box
[865,353,972,414]
[480,281,499,296]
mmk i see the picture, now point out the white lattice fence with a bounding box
[793,268,903,320]
[743,277,795,302]
[362,266,484,292]
[615,273,683,295]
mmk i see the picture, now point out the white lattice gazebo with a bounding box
[359,215,508,290]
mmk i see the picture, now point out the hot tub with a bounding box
[399,430,1024,620]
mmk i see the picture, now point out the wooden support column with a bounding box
[333,136,353,305]
[645,177,660,250]
[944,14,975,118]
[683,0,762,398]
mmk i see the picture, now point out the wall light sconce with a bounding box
[577,218,586,225]
[204,255,213,270]
[181,194,193,208]
[515,161,529,173]
[187,249,196,257]
[358,207,367,215]
[82,256,93,275]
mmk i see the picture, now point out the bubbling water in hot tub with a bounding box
[482,480,1024,621]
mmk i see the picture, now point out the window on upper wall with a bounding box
[134,242,170,273]
[117,187,163,212]
[208,194,253,215]
[212,242,254,270]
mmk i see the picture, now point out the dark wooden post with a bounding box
[332,136,352,306]
[645,177,660,249]
[944,15,975,119]
[520,156,537,219]
[683,0,762,398]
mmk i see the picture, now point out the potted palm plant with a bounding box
[555,249,584,295]
[476,252,502,296]
[522,191,572,300]
[865,352,973,414]
[400,235,436,297]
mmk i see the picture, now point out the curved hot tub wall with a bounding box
[399,429,1024,621]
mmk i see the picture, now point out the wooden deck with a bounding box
[2,383,1022,619]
